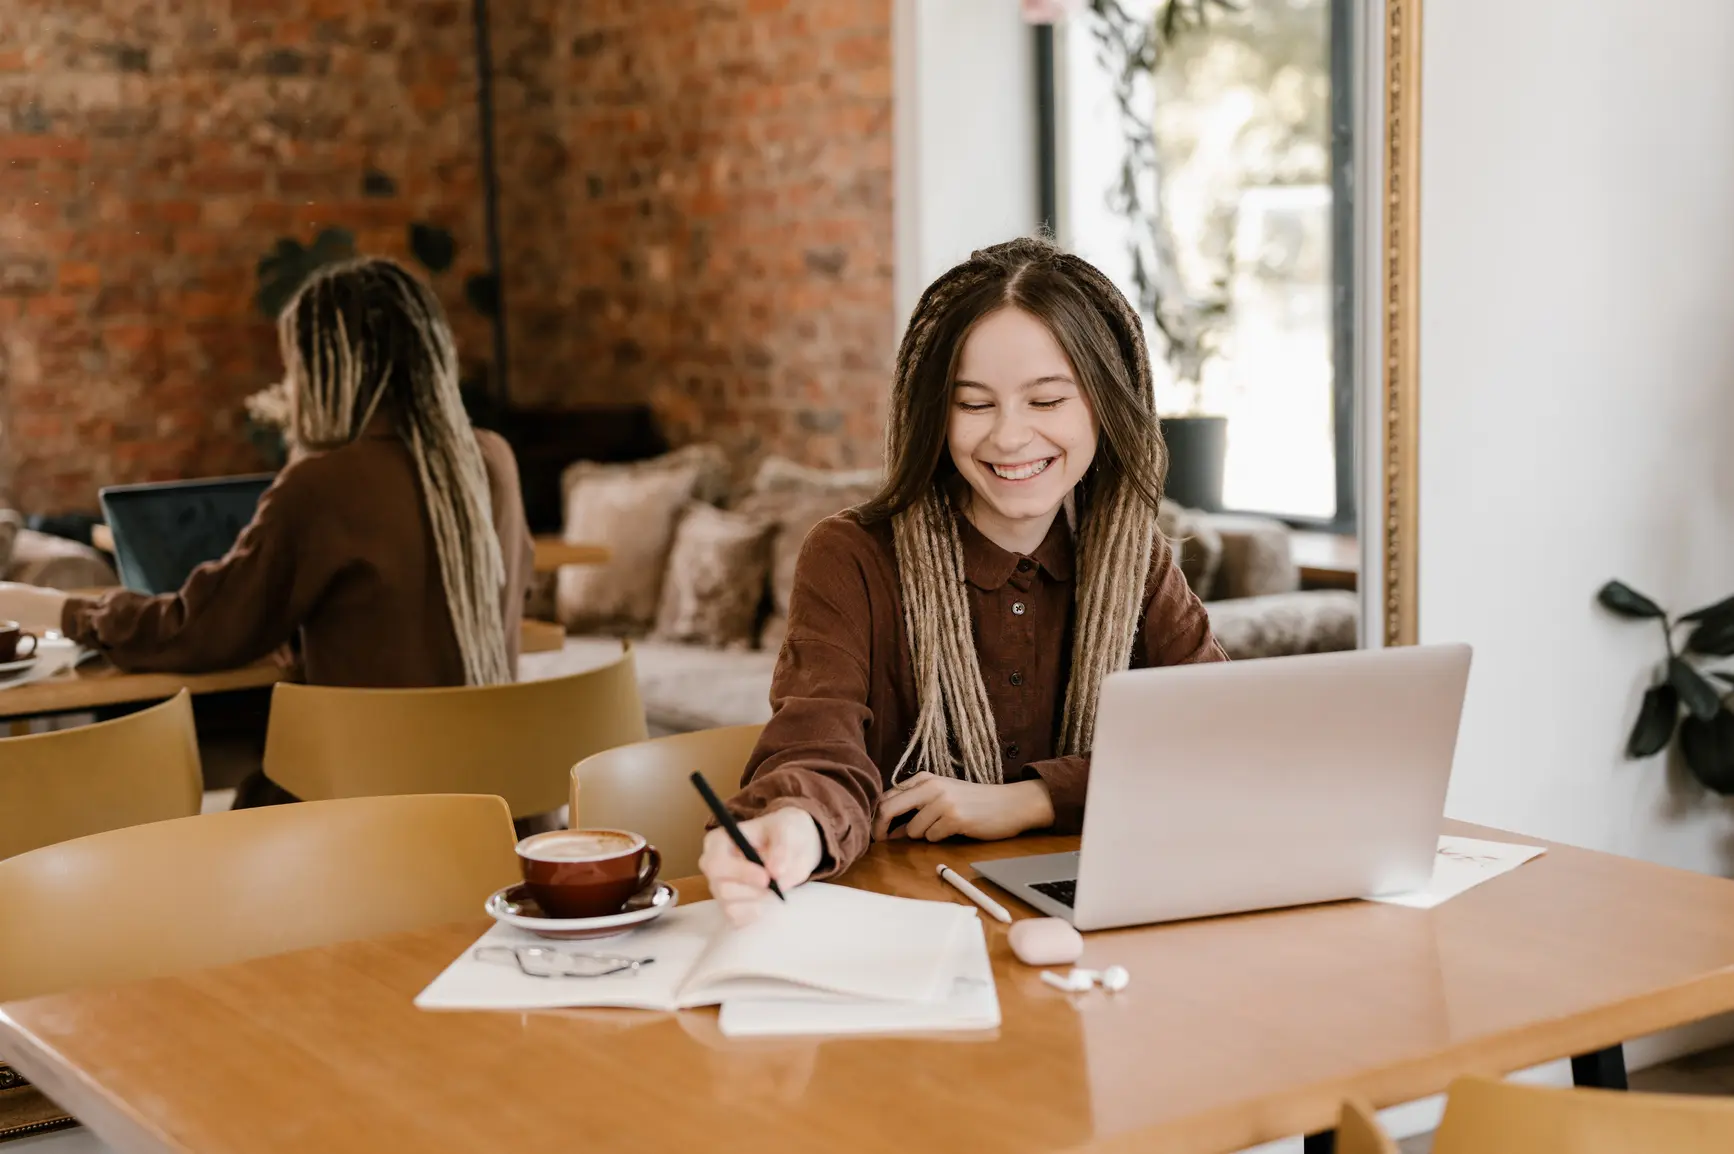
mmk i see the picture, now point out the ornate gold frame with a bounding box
[1380,0,1422,646]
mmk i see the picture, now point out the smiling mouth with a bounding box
[985,458,1056,481]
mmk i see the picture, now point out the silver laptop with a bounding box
[972,643,1472,931]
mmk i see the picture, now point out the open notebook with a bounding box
[415,882,979,1013]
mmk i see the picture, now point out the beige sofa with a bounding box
[0,511,120,591]
[524,450,1357,735]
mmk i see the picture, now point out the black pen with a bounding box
[689,772,787,901]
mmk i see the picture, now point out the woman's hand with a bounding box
[698,806,825,927]
[872,773,1055,843]
[0,582,69,635]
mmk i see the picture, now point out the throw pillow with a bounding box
[1157,501,1224,601]
[555,444,730,634]
[0,509,20,578]
[653,504,775,649]
[735,480,880,651]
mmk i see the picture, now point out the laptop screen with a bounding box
[98,475,276,595]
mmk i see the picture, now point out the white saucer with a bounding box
[485,882,678,940]
[0,656,38,676]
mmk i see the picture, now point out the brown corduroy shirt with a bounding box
[62,426,532,688]
[726,510,1227,876]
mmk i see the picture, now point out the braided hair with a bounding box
[278,257,511,686]
[859,237,1168,783]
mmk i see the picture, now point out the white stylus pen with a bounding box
[936,863,1012,924]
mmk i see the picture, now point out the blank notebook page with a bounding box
[682,882,974,1004]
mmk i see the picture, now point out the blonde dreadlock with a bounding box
[864,238,1168,784]
[278,257,511,687]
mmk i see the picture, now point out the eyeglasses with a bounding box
[474,945,656,979]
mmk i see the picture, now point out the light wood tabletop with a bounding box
[532,536,610,572]
[8,821,1734,1154]
[0,658,287,721]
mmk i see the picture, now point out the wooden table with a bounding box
[8,823,1734,1154]
[0,659,286,721]
[1290,530,1359,591]
[531,535,610,572]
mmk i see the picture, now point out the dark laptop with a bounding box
[98,475,275,595]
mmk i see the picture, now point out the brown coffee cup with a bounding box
[0,621,39,663]
[516,828,661,920]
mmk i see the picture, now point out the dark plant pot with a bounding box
[1160,415,1228,512]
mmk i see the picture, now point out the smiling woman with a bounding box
[697,237,1227,927]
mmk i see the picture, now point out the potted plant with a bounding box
[1597,579,1734,793]
[1070,0,1238,509]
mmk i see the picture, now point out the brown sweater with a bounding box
[63,426,532,688]
[726,510,1227,876]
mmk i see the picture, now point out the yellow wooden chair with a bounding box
[262,645,648,820]
[0,793,518,1004]
[0,793,518,1141]
[0,690,201,860]
[1338,1074,1734,1153]
[570,724,765,879]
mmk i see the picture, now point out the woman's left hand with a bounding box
[872,772,1056,843]
[0,582,70,635]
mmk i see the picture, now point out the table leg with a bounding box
[1303,1131,1336,1153]
[1571,1043,1628,1090]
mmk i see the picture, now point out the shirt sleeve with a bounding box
[1022,531,1229,832]
[725,518,883,878]
[60,465,339,673]
[478,431,533,671]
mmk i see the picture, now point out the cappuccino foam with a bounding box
[521,830,640,862]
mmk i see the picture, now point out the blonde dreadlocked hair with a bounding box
[278,257,511,687]
[859,237,1168,784]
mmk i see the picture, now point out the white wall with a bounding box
[893,0,1042,327]
[1421,0,1734,874]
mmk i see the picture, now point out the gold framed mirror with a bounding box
[1377,0,1422,646]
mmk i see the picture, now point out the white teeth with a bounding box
[989,458,1052,481]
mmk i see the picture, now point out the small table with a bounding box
[1290,530,1359,591]
[8,823,1734,1153]
[531,536,610,572]
[0,659,287,722]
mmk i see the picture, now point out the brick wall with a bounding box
[0,0,892,514]
[493,0,894,473]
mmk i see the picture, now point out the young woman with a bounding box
[701,237,1227,923]
[0,257,532,692]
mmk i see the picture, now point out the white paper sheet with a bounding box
[1366,835,1546,909]
[717,916,1000,1038]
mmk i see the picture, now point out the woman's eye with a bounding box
[1030,398,1067,410]
[956,401,993,413]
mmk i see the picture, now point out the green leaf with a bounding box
[307,227,356,265]
[1670,657,1722,721]
[1687,617,1734,657]
[1597,580,1665,619]
[1680,710,1734,794]
[1680,592,1734,624]
[1626,683,1680,758]
[464,272,499,318]
[409,223,456,273]
[1715,671,1734,688]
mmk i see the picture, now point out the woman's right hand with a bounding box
[698,806,824,926]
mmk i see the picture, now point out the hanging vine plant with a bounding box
[1084,0,1240,401]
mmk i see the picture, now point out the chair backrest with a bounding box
[1430,1075,1734,1153]
[262,646,648,818]
[0,690,201,860]
[0,793,519,1003]
[570,724,765,878]
[1334,1099,1399,1154]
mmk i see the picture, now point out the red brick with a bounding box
[0,136,87,162]
[56,262,101,290]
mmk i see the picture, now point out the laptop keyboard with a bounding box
[1029,879,1077,908]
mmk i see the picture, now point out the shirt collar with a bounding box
[959,513,1075,591]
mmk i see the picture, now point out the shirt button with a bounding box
[1006,742,1021,760]
[1016,558,1034,572]
[1011,601,1026,615]
[1010,670,1024,687]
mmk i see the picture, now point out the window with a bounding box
[1038,0,1355,529]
